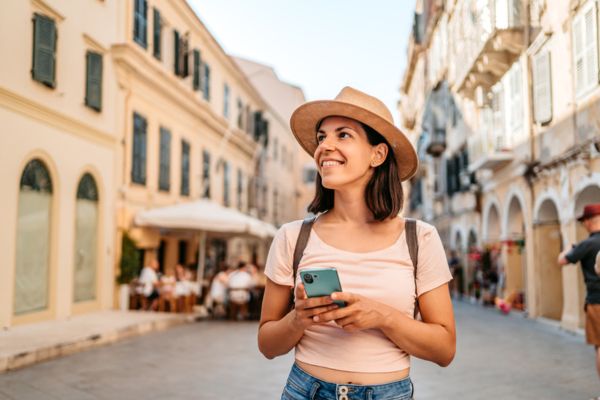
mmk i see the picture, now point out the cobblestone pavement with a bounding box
[0,301,598,399]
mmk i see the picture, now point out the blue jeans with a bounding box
[281,363,414,400]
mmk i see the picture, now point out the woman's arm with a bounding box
[257,278,339,359]
[316,284,455,367]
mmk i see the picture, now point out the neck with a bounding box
[327,184,375,224]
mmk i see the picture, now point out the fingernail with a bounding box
[331,293,337,299]
[313,316,319,322]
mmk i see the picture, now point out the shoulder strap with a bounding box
[405,218,419,318]
[292,215,317,284]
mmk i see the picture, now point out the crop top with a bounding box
[264,218,452,373]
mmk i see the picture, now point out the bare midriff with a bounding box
[296,360,410,385]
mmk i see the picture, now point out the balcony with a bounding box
[453,0,527,98]
[468,127,513,172]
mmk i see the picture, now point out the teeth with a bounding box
[322,160,343,167]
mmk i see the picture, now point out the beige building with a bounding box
[400,0,600,332]
[1,0,308,326]
[234,57,316,222]
[0,0,121,328]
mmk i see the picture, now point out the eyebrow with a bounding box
[316,126,357,134]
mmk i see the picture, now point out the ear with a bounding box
[370,143,388,167]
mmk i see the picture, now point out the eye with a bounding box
[339,131,351,139]
[316,134,326,143]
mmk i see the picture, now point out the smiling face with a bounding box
[314,116,387,190]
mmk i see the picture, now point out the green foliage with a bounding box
[117,232,141,284]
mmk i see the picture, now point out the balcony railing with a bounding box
[468,127,513,172]
[453,0,526,98]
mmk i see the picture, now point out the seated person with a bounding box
[227,262,255,320]
[139,259,160,311]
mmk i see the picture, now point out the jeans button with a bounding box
[339,396,348,400]
[338,385,348,395]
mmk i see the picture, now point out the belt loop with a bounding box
[365,387,373,400]
[309,381,320,400]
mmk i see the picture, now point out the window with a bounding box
[223,161,230,207]
[132,112,147,185]
[223,83,230,118]
[85,51,102,111]
[237,168,243,210]
[245,105,253,134]
[273,137,278,160]
[273,188,279,224]
[508,62,523,139]
[193,49,201,91]
[153,8,161,60]
[573,1,598,97]
[303,166,317,184]
[202,150,211,198]
[237,99,243,129]
[173,30,180,75]
[158,127,171,191]
[491,86,505,149]
[202,63,211,100]
[133,0,147,48]
[74,173,99,303]
[32,13,57,88]
[15,159,53,315]
[181,140,190,196]
[533,49,552,124]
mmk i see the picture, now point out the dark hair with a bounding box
[307,121,404,221]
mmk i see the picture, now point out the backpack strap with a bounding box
[289,215,317,308]
[405,218,420,319]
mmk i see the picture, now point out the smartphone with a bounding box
[299,267,346,307]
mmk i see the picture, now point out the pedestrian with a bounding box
[258,87,455,399]
[558,203,600,385]
[227,261,254,320]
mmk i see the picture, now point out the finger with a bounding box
[313,306,353,323]
[304,304,339,318]
[295,282,307,300]
[341,323,359,333]
[334,315,355,327]
[303,295,335,309]
[331,291,358,304]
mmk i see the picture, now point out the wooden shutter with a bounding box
[193,49,201,90]
[32,14,57,87]
[85,51,102,111]
[533,50,552,124]
[203,63,210,100]
[181,140,190,196]
[584,4,598,90]
[173,29,180,75]
[132,113,147,185]
[153,8,161,59]
[158,127,171,191]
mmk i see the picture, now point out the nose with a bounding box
[317,135,336,151]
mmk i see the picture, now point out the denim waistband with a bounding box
[283,363,413,400]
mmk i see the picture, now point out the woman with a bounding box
[259,87,455,400]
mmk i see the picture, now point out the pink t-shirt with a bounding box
[264,217,452,373]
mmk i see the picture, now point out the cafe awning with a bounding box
[134,199,278,239]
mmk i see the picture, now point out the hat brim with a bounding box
[290,100,419,181]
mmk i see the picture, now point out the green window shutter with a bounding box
[203,63,210,100]
[174,29,180,75]
[32,14,57,87]
[181,140,190,196]
[193,49,201,90]
[85,51,102,111]
[153,8,161,59]
[132,113,147,185]
[158,127,171,191]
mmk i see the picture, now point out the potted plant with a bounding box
[117,233,142,311]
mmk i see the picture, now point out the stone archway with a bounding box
[534,198,563,320]
[485,204,501,243]
[504,196,527,311]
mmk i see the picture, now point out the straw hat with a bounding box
[290,86,418,181]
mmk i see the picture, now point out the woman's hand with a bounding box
[290,282,340,331]
[313,292,395,333]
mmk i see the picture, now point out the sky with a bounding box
[187,1,415,123]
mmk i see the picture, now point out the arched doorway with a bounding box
[454,230,465,294]
[505,196,526,311]
[73,173,99,303]
[534,198,563,320]
[485,204,502,297]
[14,159,53,316]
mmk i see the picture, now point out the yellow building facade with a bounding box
[400,0,600,332]
[0,0,121,328]
[1,0,307,326]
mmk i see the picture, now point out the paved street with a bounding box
[0,301,598,399]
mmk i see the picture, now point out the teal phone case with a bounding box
[300,268,346,307]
